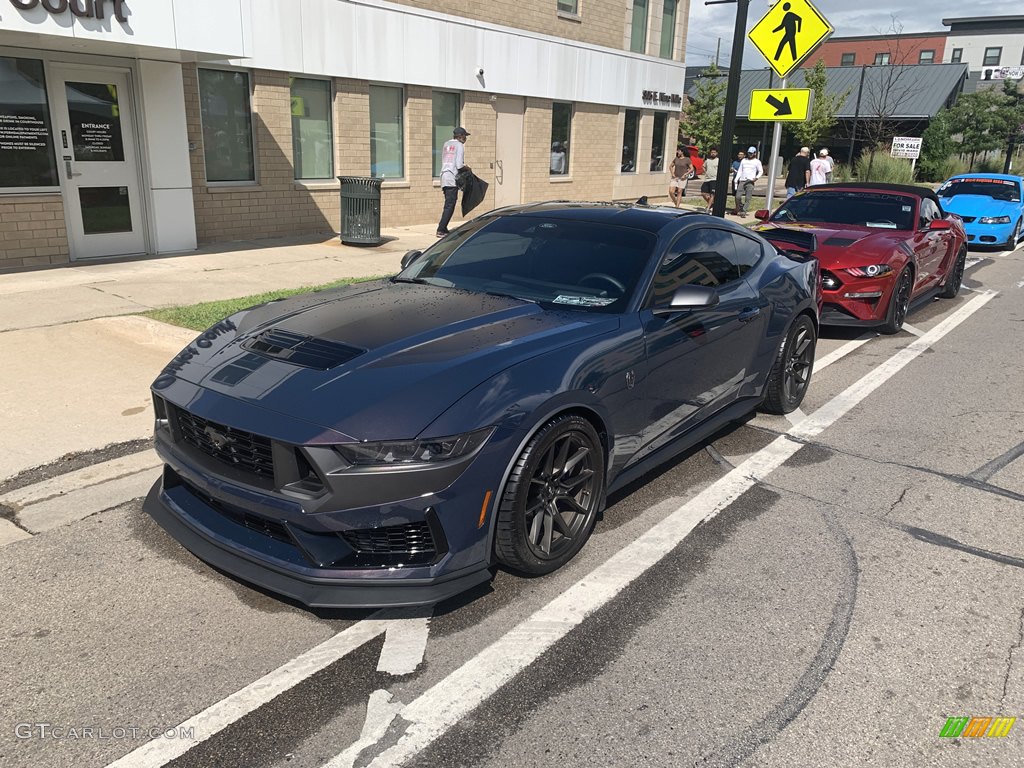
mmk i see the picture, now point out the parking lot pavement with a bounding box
[1,242,1021,768]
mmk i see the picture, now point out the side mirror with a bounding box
[400,249,422,269]
[652,284,720,315]
[754,209,770,221]
[928,219,952,231]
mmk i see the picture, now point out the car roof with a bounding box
[489,201,706,234]
[800,182,939,206]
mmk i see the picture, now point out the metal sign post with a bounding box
[708,0,751,219]
[764,77,786,213]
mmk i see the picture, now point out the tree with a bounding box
[947,87,1017,170]
[917,108,956,181]
[680,64,727,152]
[793,60,849,148]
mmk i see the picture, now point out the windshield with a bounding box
[937,178,1021,202]
[397,215,655,313]
[771,191,917,230]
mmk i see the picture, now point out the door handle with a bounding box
[64,160,82,180]
[738,307,761,322]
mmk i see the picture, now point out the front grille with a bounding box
[181,478,292,543]
[176,410,275,479]
[820,268,843,292]
[242,328,365,370]
[342,521,437,565]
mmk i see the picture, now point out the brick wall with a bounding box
[395,0,628,50]
[183,65,338,244]
[0,195,70,271]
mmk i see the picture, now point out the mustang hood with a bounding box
[157,280,618,440]
[758,222,908,268]
[942,194,1019,220]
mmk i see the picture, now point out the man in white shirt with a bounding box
[809,150,830,186]
[437,126,470,237]
[820,147,834,182]
[734,146,763,217]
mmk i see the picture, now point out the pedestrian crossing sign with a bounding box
[748,0,834,79]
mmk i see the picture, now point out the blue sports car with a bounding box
[937,173,1024,249]
[145,203,820,608]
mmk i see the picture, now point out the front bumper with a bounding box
[962,222,1014,246]
[144,478,492,608]
[819,270,894,326]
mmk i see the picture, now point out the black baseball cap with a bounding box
[454,127,470,136]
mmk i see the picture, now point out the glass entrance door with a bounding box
[50,65,145,260]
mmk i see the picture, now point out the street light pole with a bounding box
[1003,78,1024,174]
[709,0,750,218]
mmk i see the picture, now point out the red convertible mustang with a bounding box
[756,183,967,333]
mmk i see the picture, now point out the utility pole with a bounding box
[709,0,750,218]
[847,64,869,168]
[715,37,721,67]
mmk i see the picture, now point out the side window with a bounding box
[728,233,762,276]
[919,198,939,228]
[650,228,740,305]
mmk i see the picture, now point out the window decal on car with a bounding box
[552,295,617,307]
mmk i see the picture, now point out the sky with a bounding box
[684,0,1022,70]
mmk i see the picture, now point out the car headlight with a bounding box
[844,264,893,278]
[979,216,1011,224]
[335,427,494,467]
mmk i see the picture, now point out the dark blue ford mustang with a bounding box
[145,203,820,608]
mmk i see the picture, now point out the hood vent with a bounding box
[242,328,365,370]
[824,236,862,247]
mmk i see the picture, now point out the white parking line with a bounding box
[324,289,997,768]
[813,333,875,373]
[901,324,924,337]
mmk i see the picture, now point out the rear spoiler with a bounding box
[760,227,817,262]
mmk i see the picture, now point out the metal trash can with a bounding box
[338,176,383,245]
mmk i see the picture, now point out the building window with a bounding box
[369,85,404,180]
[630,0,648,54]
[557,0,578,13]
[840,52,856,66]
[0,56,58,190]
[550,102,572,176]
[621,109,640,173]
[950,48,963,63]
[918,49,935,64]
[198,69,255,183]
[659,0,678,59]
[650,112,667,171]
[873,52,891,66]
[290,78,333,181]
[432,91,461,177]
[983,47,1002,66]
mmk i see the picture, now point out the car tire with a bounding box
[879,266,913,335]
[940,245,967,299]
[494,414,604,575]
[760,315,816,415]
[1007,218,1023,250]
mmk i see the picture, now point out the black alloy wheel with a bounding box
[761,315,817,415]
[880,267,913,335]
[494,415,604,575]
[940,246,967,299]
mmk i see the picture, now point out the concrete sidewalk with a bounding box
[0,205,750,482]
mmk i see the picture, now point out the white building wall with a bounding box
[945,32,1024,70]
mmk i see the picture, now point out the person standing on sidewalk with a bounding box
[437,127,470,237]
[699,147,719,212]
[820,147,834,182]
[733,146,763,217]
[668,148,692,207]
[809,149,830,187]
[785,147,811,198]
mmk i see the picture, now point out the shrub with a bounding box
[854,151,915,184]
[974,155,1004,173]
[930,156,968,183]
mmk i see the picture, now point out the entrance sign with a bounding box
[890,137,922,160]
[748,0,834,79]
[8,0,129,23]
[749,88,812,121]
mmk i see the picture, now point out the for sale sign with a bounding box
[891,137,922,160]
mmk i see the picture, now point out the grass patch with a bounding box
[143,276,384,331]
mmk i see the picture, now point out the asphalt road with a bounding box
[2,242,1023,768]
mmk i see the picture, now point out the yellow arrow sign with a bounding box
[749,88,812,121]
[748,0,834,79]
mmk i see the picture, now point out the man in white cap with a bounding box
[733,146,763,217]
[437,126,470,237]
[809,149,830,186]
[820,147,834,182]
